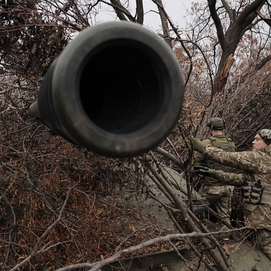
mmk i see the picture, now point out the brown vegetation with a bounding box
[1,0,271,270]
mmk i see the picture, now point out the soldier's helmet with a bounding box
[207,117,225,130]
[258,129,271,145]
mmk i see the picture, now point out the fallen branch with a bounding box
[54,227,249,271]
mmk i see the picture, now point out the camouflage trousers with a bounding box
[245,203,271,260]
[199,185,234,224]
[257,229,271,260]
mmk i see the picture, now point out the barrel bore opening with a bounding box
[80,42,163,134]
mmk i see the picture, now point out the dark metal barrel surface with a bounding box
[37,21,185,157]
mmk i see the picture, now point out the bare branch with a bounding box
[9,189,72,271]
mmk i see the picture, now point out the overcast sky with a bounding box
[96,1,195,31]
[142,0,194,31]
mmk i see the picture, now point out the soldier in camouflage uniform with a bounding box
[193,117,236,227]
[191,129,271,260]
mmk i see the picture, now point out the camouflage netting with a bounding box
[1,11,271,267]
[0,78,181,269]
[1,63,271,268]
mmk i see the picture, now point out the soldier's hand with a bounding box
[193,166,215,177]
[189,136,206,153]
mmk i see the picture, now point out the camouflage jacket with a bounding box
[194,134,236,186]
[204,144,271,230]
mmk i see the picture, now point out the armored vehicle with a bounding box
[29,21,271,271]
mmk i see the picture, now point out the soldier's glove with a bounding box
[193,166,216,177]
[189,136,206,154]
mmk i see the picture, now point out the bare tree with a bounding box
[1,1,271,270]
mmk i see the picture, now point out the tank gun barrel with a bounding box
[30,21,184,158]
